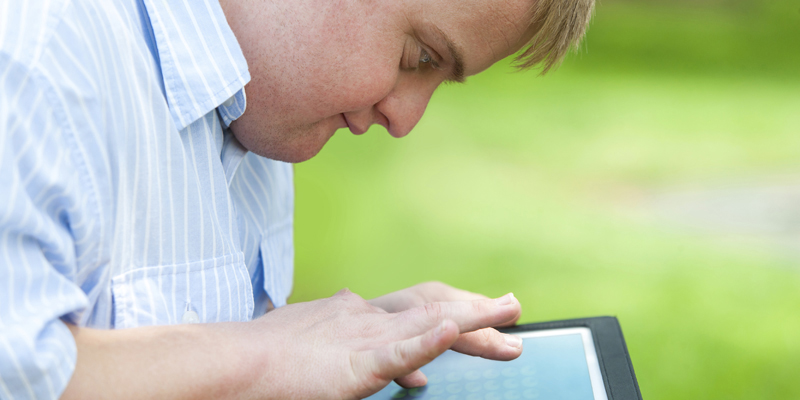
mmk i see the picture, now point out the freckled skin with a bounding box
[220,0,537,163]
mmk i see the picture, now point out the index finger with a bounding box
[390,293,521,339]
[414,285,520,328]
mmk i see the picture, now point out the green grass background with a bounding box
[291,1,800,398]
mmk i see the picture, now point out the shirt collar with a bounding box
[141,0,250,130]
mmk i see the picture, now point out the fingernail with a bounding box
[496,293,516,306]
[505,334,523,349]
[435,320,449,337]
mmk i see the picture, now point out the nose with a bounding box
[343,77,436,138]
[375,83,433,138]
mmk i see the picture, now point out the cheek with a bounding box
[239,4,403,125]
[302,30,401,116]
[322,60,399,113]
[304,22,402,114]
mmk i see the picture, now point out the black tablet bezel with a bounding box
[500,316,643,400]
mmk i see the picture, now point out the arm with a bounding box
[62,289,522,400]
[62,322,262,400]
[0,52,90,400]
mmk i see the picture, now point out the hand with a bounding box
[368,282,523,388]
[63,286,521,400]
[252,288,522,399]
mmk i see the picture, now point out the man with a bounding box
[0,0,593,397]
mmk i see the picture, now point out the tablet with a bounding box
[365,316,641,400]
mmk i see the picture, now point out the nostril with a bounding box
[375,111,390,132]
[374,111,409,138]
[375,95,428,139]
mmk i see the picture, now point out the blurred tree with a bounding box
[576,0,800,78]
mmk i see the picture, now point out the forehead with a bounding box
[413,0,535,76]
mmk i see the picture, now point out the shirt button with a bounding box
[222,96,235,107]
[181,310,200,324]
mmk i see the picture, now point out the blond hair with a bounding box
[515,0,596,73]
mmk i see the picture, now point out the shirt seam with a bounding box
[110,251,247,282]
[25,62,103,275]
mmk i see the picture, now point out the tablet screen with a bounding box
[366,327,608,400]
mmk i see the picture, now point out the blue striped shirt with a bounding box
[0,0,294,398]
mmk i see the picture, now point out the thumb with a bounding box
[352,320,459,394]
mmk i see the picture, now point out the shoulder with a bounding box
[1,0,148,85]
[0,0,73,66]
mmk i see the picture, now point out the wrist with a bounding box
[235,318,288,400]
[206,321,275,400]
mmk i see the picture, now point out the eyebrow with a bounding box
[433,26,466,83]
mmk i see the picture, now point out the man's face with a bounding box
[223,0,536,163]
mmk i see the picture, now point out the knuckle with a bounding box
[410,281,448,304]
[346,290,365,302]
[422,302,444,322]
[470,299,487,316]
[476,330,496,358]
[350,351,381,394]
[334,288,369,306]
[350,293,378,315]
[482,328,506,350]
[479,328,495,344]
[328,289,376,318]
[335,287,353,297]
[421,281,449,295]
[393,343,416,372]
[348,351,363,381]
[466,329,498,359]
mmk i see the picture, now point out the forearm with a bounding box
[59,288,522,400]
[62,321,270,400]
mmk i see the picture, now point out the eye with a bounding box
[418,47,441,70]
[400,37,439,70]
[419,49,432,64]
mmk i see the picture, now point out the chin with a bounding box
[265,143,326,164]
[230,121,336,164]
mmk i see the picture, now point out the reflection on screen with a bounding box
[366,332,598,400]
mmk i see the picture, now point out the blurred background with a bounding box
[291,0,800,398]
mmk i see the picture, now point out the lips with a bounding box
[341,113,365,135]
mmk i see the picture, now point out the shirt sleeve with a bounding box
[0,56,90,399]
